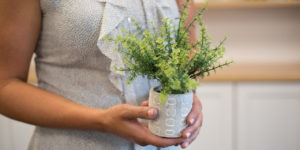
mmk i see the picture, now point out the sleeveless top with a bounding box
[29,0,182,150]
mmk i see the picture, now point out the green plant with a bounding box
[104,0,233,101]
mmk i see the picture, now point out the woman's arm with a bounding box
[176,0,197,43]
[0,0,101,131]
[0,0,184,147]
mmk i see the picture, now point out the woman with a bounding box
[0,0,202,149]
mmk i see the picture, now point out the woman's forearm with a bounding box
[176,0,197,43]
[0,78,105,131]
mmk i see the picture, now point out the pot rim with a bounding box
[151,86,194,96]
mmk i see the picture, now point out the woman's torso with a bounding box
[29,0,180,150]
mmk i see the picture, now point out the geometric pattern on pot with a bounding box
[148,87,193,138]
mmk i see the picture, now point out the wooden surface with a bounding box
[194,1,300,9]
[198,63,300,82]
[27,63,300,83]
[28,64,37,84]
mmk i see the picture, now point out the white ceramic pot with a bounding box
[148,86,193,138]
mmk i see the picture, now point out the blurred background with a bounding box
[1,0,300,150]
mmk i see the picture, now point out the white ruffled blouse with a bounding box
[30,0,181,150]
[97,0,180,106]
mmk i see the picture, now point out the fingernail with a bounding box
[186,132,191,138]
[148,109,154,117]
[148,108,157,117]
[189,118,194,125]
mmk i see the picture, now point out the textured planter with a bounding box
[148,86,193,138]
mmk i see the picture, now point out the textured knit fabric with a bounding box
[29,0,182,150]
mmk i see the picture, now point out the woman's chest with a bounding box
[38,0,149,48]
[36,0,178,67]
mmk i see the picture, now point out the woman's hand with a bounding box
[100,104,185,147]
[180,92,203,148]
[141,92,203,149]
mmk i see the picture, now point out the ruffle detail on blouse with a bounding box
[96,0,172,99]
[97,0,127,94]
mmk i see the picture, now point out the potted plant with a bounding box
[105,0,233,137]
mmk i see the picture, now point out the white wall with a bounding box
[0,116,35,150]
[236,83,300,150]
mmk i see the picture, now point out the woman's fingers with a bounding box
[141,100,149,106]
[136,95,203,148]
[105,104,185,147]
[181,127,201,148]
[179,92,203,148]
[145,134,185,147]
[138,119,185,147]
[182,111,203,138]
[131,121,185,147]
[186,93,202,125]
[140,122,148,128]
[122,104,157,120]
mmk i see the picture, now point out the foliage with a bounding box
[104,0,233,102]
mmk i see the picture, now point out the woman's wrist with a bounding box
[88,108,107,132]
